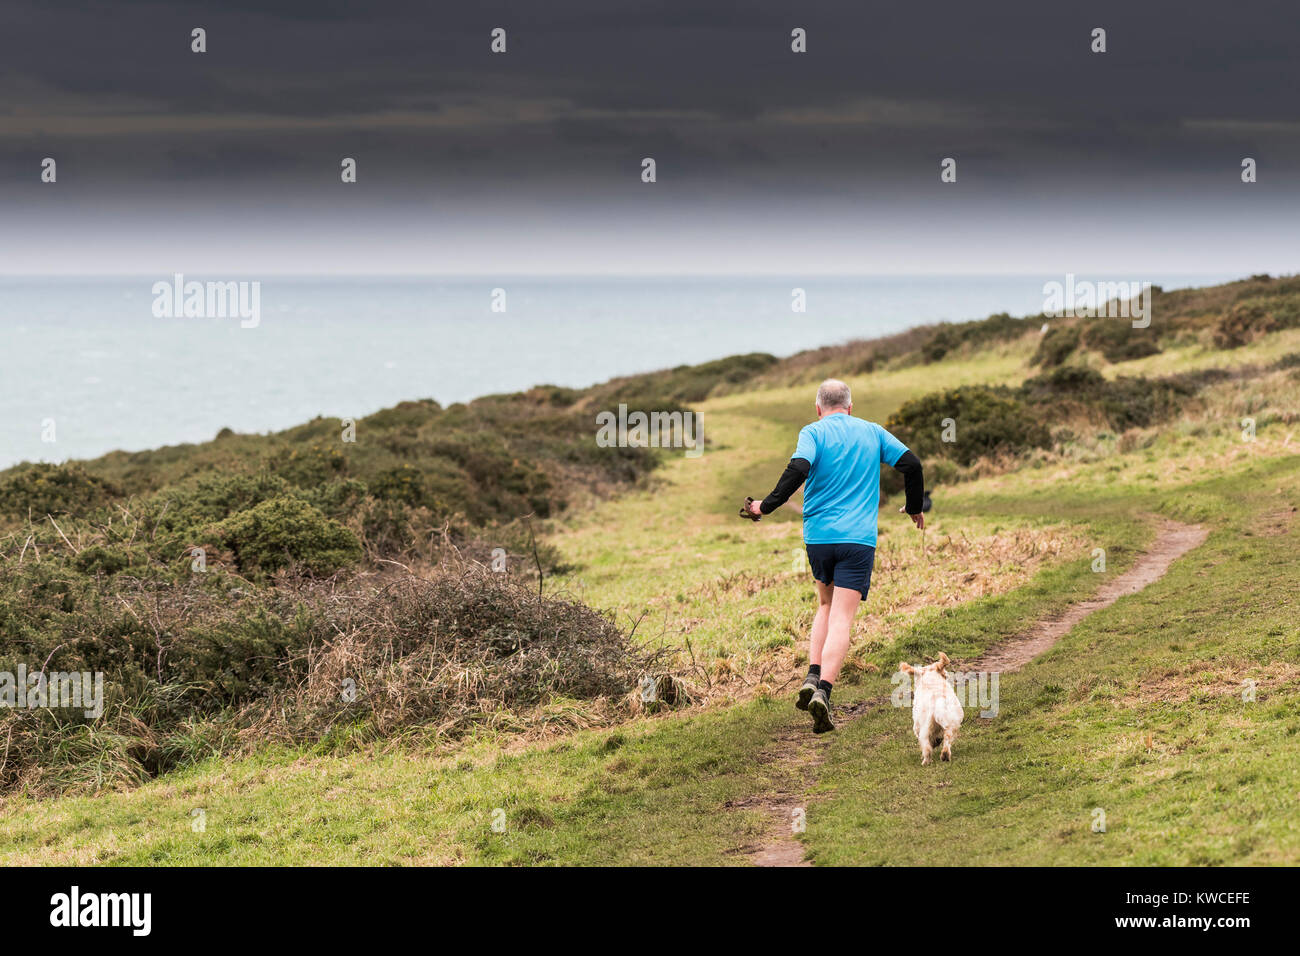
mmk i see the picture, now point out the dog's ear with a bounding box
[936,651,951,673]
[899,662,917,675]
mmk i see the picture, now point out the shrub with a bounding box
[1032,326,1081,367]
[146,472,295,534]
[264,440,348,488]
[299,478,368,520]
[1082,319,1162,363]
[173,604,318,705]
[1214,302,1274,349]
[922,313,1029,363]
[1091,376,1197,430]
[0,563,662,795]
[1022,365,1108,397]
[211,496,362,575]
[287,566,655,719]
[0,464,121,518]
[1022,366,1198,430]
[1033,319,1161,367]
[73,544,133,576]
[370,464,430,507]
[885,386,1051,466]
[585,352,778,409]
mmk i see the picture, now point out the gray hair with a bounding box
[816,378,852,410]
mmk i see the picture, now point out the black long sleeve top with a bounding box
[759,449,924,516]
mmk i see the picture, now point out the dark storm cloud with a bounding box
[3,0,1299,275]
[5,0,1300,190]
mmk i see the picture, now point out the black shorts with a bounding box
[805,543,876,599]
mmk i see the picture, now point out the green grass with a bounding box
[0,486,1170,866]
[0,474,1166,865]
[1,315,1296,865]
[0,700,805,865]
[805,467,1300,866]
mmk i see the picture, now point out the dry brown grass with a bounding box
[1125,660,1300,706]
[864,524,1087,627]
[234,560,674,749]
[1,555,679,797]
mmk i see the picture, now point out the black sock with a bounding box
[817,679,833,698]
[806,664,821,678]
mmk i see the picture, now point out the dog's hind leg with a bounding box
[940,727,956,762]
[919,718,936,765]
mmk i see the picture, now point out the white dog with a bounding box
[899,653,963,764]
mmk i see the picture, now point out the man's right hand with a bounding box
[910,512,925,531]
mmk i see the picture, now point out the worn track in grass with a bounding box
[741,519,1208,866]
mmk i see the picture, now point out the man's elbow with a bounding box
[895,450,922,472]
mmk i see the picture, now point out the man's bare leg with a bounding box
[818,586,862,684]
[806,586,861,733]
[808,579,835,666]
[796,580,835,711]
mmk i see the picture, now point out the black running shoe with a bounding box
[795,674,819,711]
[808,688,835,734]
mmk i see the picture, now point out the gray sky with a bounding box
[3,0,1298,274]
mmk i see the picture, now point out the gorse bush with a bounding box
[1081,319,1162,363]
[1084,376,1196,430]
[885,385,1052,466]
[1032,326,1081,368]
[1024,276,1300,368]
[1021,366,1201,431]
[920,313,1031,363]
[0,563,662,795]
[1273,352,1300,370]
[584,352,779,410]
[279,567,660,735]
[0,464,121,519]
[211,496,362,576]
[1212,296,1300,349]
[21,386,669,541]
[0,364,707,794]
[886,364,1216,480]
[0,343,734,795]
[1033,318,1160,366]
[145,472,297,533]
[1020,364,1108,396]
[369,464,429,507]
[72,544,134,576]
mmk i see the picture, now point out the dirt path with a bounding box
[725,722,821,866]
[967,519,1208,673]
[740,518,1207,866]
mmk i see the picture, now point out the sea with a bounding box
[0,273,1235,468]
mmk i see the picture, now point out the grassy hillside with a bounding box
[1,274,1297,864]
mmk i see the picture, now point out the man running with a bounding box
[742,379,925,733]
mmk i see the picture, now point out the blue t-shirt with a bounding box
[793,413,909,546]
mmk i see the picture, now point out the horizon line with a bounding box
[0,270,1255,280]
